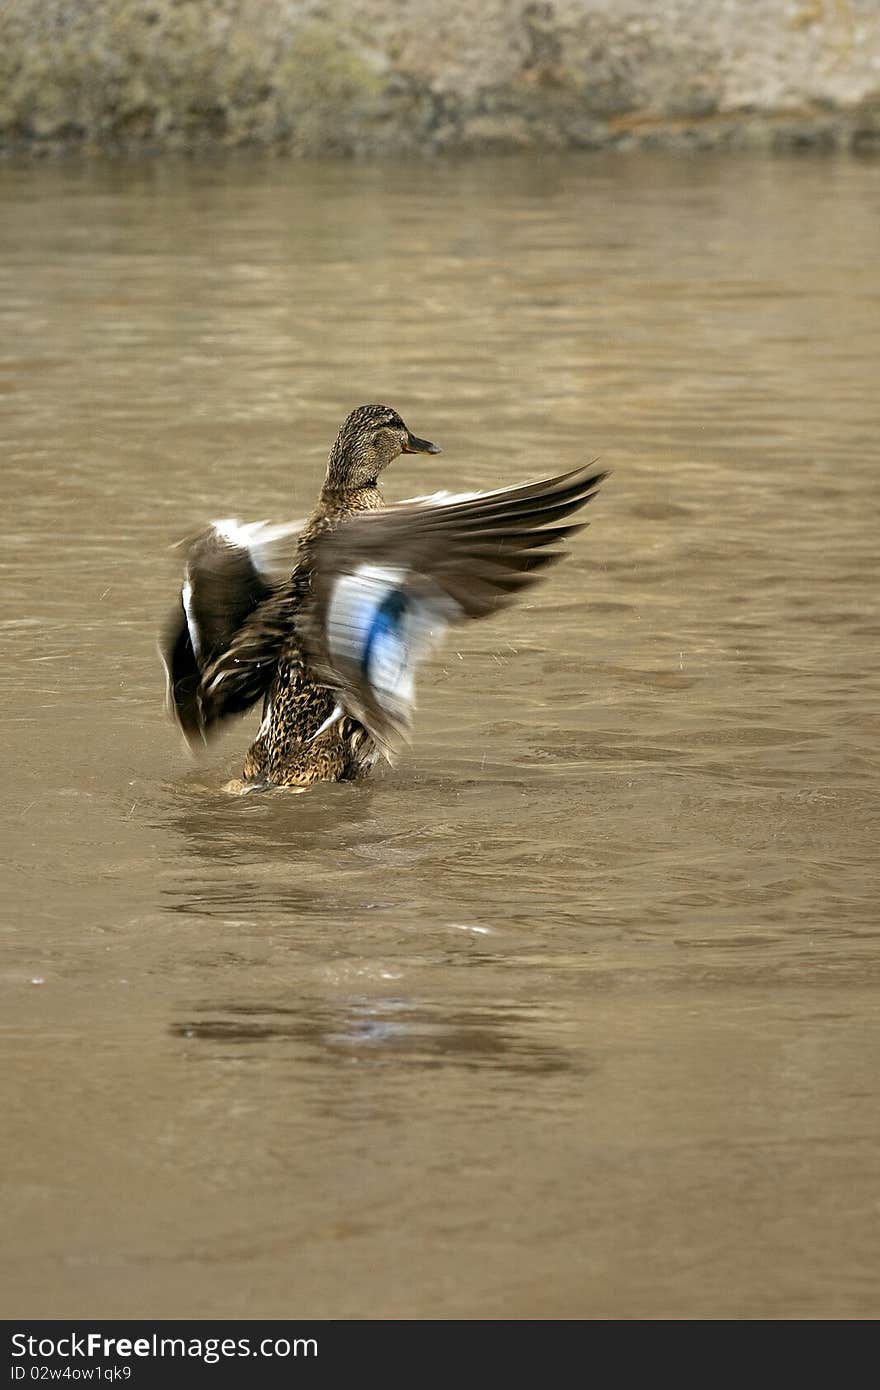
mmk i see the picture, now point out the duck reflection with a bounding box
[170,997,576,1076]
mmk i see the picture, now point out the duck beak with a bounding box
[403,430,442,455]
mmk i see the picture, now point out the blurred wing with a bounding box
[300,463,608,761]
[196,585,301,735]
[159,518,303,747]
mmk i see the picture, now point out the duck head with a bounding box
[325,404,441,492]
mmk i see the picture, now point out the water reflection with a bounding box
[171,997,577,1075]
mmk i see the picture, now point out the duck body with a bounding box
[160,404,608,788]
[242,483,384,787]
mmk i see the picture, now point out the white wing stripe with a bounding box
[210,518,305,578]
[181,579,200,660]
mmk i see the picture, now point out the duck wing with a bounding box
[299,463,608,763]
[160,519,303,747]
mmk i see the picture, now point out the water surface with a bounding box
[1,151,879,1318]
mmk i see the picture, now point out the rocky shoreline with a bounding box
[2,0,879,158]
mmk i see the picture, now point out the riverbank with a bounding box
[2,0,879,158]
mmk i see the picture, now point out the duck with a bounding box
[160,403,608,787]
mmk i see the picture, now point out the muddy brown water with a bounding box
[1,152,878,1319]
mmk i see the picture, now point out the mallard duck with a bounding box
[160,404,608,787]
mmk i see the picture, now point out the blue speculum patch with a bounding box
[361,588,409,680]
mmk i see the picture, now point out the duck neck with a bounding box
[300,482,379,549]
[317,473,383,521]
